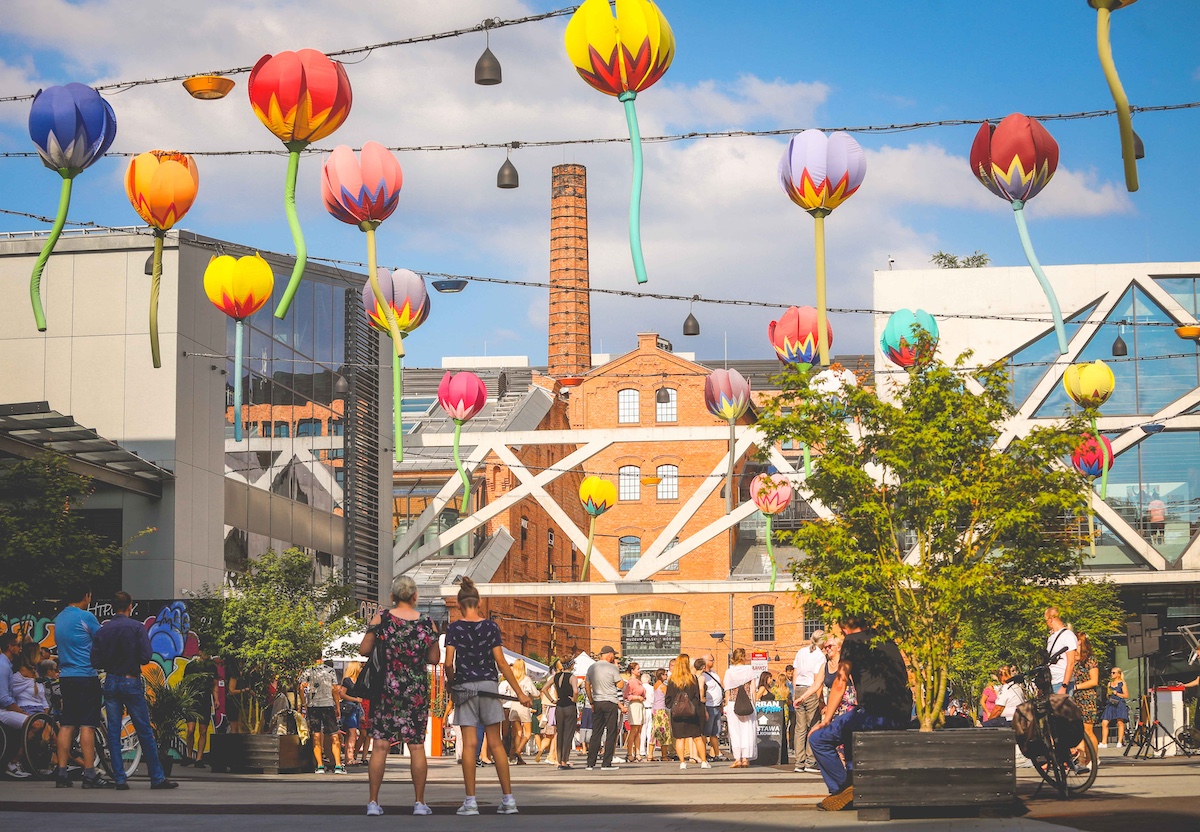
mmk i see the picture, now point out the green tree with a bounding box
[931,250,990,269]
[0,454,123,615]
[758,349,1089,730]
[198,548,355,732]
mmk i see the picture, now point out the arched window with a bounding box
[752,604,776,642]
[655,388,677,422]
[656,464,679,500]
[619,535,641,571]
[618,389,640,423]
[618,466,640,501]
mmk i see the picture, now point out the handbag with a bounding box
[670,686,696,720]
[734,682,754,717]
[348,624,385,700]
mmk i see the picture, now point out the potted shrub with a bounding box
[198,548,355,774]
[146,674,210,776]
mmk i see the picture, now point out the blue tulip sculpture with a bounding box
[27,83,117,331]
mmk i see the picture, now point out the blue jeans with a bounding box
[103,675,166,784]
[810,706,903,794]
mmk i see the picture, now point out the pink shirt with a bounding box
[624,675,646,701]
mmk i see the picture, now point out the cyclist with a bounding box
[53,583,113,789]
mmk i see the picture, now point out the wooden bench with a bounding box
[852,728,1015,821]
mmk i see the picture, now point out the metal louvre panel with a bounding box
[345,288,382,603]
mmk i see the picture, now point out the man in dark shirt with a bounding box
[91,592,178,790]
[808,616,913,811]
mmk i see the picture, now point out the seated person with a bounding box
[13,642,51,714]
[982,666,1025,727]
[38,659,62,720]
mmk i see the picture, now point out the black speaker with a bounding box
[1126,619,1143,639]
[1142,614,1161,633]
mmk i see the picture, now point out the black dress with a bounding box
[665,680,703,739]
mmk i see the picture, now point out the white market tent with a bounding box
[571,650,595,678]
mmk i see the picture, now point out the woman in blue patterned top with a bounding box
[444,577,532,817]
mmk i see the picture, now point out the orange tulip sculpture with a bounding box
[124,151,199,368]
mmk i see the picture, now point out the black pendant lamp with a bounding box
[1112,323,1128,357]
[475,21,502,85]
[497,143,519,189]
[1132,130,1145,160]
[655,387,671,404]
[683,296,700,336]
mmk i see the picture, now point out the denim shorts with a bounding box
[704,705,723,737]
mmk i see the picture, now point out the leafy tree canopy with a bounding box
[931,250,990,269]
[758,349,1098,729]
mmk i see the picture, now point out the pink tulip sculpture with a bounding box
[1071,432,1114,561]
[779,130,866,366]
[438,371,488,515]
[768,305,827,476]
[704,368,752,515]
[362,268,430,461]
[751,473,793,590]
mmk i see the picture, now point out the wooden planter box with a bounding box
[852,728,1015,822]
[207,734,310,775]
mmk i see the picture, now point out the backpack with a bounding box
[734,682,755,717]
[670,685,696,720]
[1012,694,1084,762]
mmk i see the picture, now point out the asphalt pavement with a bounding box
[2,745,1197,831]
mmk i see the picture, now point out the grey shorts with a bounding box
[451,679,505,727]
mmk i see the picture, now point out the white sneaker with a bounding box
[679,762,687,770]
[700,761,711,769]
[497,796,519,815]
[366,801,384,816]
[6,762,31,779]
[803,767,821,774]
[1098,743,1108,749]
[457,800,480,816]
[413,802,432,816]
[601,765,620,771]
[585,766,595,771]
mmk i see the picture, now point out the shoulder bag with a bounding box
[348,620,386,700]
[734,682,755,716]
[670,684,696,720]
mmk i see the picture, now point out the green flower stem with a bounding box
[234,319,245,442]
[148,231,165,368]
[726,420,736,515]
[393,351,404,463]
[812,212,830,366]
[619,91,648,285]
[1012,200,1068,355]
[1087,495,1097,561]
[29,175,74,331]
[766,514,777,592]
[453,419,471,515]
[363,223,404,354]
[1091,415,1110,500]
[581,515,597,580]
[274,144,309,319]
[803,444,812,478]
[1095,7,1139,192]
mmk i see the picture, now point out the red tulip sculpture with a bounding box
[438,371,488,514]
[705,368,752,515]
[1072,432,1114,560]
[249,49,352,319]
[751,473,793,591]
[768,305,826,476]
[363,268,430,462]
[970,114,1068,355]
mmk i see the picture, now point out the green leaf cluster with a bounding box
[758,349,1098,730]
[195,548,356,732]
[0,454,122,615]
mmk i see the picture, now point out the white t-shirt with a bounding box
[995,682,1025,721]
[793,645,827,689]
[701,670,723,707]
[1047,627,1079,688]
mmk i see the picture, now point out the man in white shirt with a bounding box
[701,654,724,762]
[982,666,1025,726]
[1045,607,1078,695]
[791,631,828,774]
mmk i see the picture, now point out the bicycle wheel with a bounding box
[1063,732,1098,795]
[23,713,58,779]
[117,716,142,778]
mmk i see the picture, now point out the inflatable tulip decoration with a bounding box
[125,151,200,368]
[248,49,352,318]
[27,83,117,331]
[1072,432,1114,560]
[751,473,793,591]
[779,131,866,366]
[578,476,617,579]
[880,308,939,369]
[203,254,274,441]
[438,371,488,515]
[769,305,826,369]
[705,368,752,514]
[971,114,1068,355]
[363,269,430,462]
[1088,0,1140,192]
[565,0,674,285]
[1063,359,1116,499]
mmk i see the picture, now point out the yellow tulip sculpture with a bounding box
[565,0,674,285]
[1063,359,1116,499]
[578,475,617,579]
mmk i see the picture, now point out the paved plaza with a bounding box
[2,747,1197,832]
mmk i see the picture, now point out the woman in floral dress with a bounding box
[359,575,440,817]
[1071,632,1101,770]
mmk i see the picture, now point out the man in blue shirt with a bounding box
[91,591,177,790]
[53,583,112,789]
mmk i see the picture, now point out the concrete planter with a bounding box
[207,734,309,775]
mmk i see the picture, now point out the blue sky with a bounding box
[0,0,1197,364]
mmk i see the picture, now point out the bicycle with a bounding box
[22,708,142,781]
[1011,647,1097,799]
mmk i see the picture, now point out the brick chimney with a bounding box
[548,164,591,380]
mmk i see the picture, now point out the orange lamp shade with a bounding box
[203,253,274,321]
[124,151,199,231]
[183,75,235,100]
